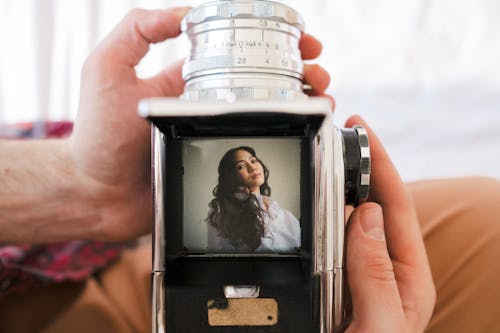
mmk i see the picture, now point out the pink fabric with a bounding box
[0,242,124,299]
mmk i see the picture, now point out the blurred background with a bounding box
[1,0,499,182]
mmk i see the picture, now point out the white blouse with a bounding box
[207,194,301,253]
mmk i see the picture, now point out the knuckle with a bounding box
[82,53,98,72]
[365,253,396,283]
[80,54,113,87]
[429,283,437,308]
[81,54,100,80]
[395,187,416,212]
[422,276,436,310]
[421,279,437,325]
[125,8,147,22]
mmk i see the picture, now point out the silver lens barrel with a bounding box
[181,1,306,101]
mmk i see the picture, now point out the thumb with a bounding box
[143,59,185,97]
[345,203,405,332]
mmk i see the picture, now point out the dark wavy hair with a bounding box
[206,146,271,251]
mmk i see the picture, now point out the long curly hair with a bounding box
[206,146,271,251]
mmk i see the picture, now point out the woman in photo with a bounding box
[206,146,301,253]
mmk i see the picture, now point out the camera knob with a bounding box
[341,126,371,205]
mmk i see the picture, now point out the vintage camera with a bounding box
[139,1,370,332]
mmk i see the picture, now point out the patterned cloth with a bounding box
[0,121,125,301]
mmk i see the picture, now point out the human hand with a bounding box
[343,116,436,332]
[67,7,189,241]
[66,8,332,242]
[300,34,334,104]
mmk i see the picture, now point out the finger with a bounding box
[345,115,435,330]
[142,59,184,97]
[303,64,330,95]
[92,7,190,68]
[346,203,405,332]
[299,33,322,59]
[345,115,422,263]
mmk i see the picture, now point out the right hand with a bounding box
[344,116,436,332]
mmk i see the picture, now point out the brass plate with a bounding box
[207,298,278,326]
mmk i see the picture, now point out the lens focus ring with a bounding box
[182,1,305,31]
[181,1,305,82]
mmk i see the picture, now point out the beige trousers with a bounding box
[1,177,499,333]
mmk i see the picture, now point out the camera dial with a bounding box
[341,126,371,205]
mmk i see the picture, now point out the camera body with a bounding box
[139,1,370,332]
[141,98,369,333]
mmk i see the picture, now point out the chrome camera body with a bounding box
[139,1,370,332]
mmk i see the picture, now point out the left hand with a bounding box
[66,8,332,242]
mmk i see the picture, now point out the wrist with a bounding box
[65,137,152,242]
[0,139,104,243]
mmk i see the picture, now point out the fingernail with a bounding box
[172,6,191,19]
[360,206,385,241]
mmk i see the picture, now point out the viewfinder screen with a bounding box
[182,138,302,254]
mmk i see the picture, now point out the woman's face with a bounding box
[233,149,265,193]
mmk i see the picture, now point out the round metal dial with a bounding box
[181,0,306,100]
[341,126,371,205]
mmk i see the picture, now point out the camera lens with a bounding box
[181,1,307,101]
